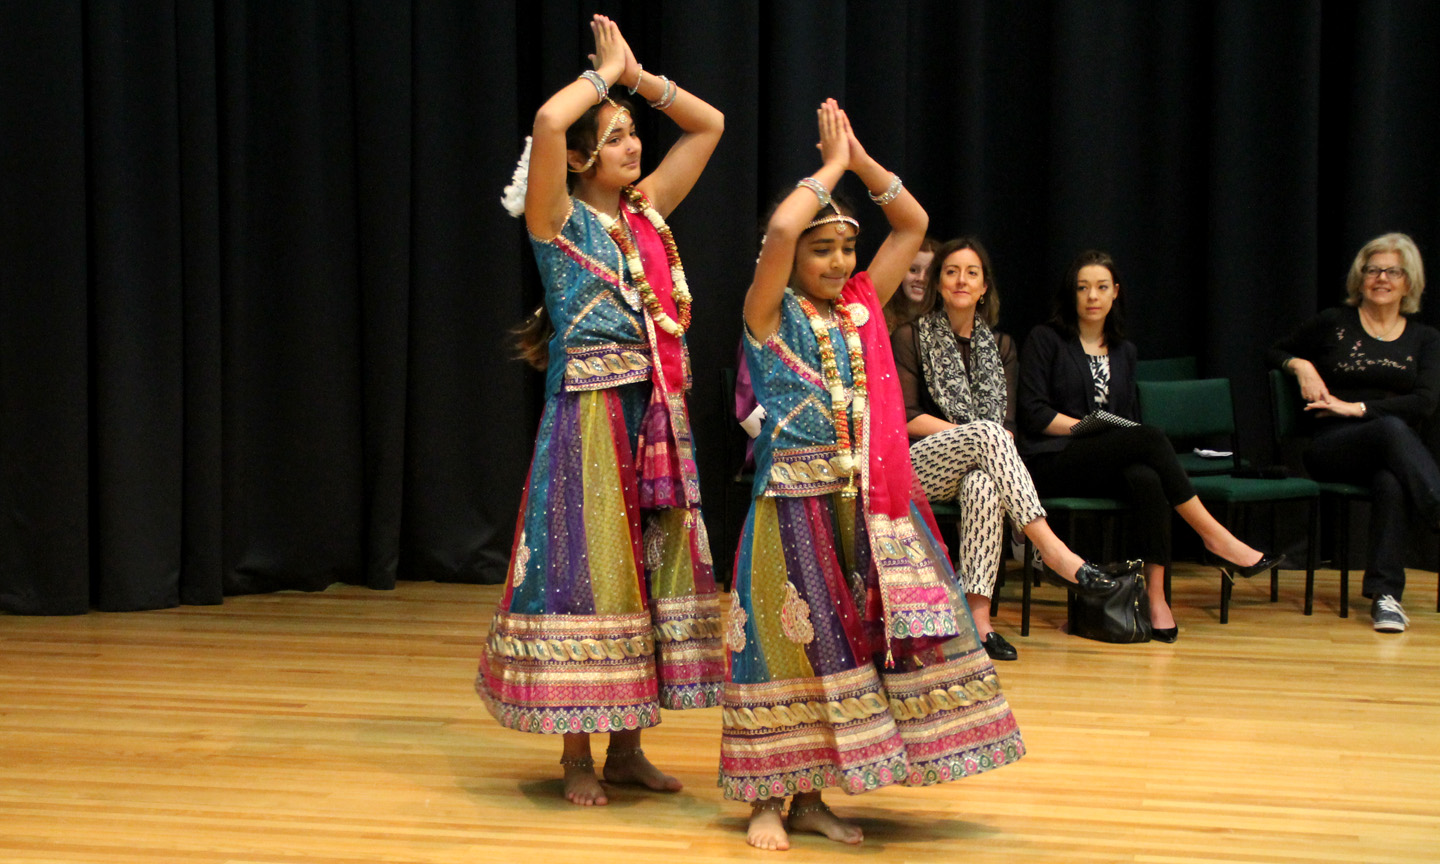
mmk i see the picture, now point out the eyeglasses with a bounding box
[1363,265,1406,280]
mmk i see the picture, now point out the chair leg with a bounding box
[1338,499,1351,619]
[1022,539,1034,637]
[991,525,1006,617]
[1304,498,1318,616]
[1220,565,1232,624]
[1220,503,1235,623]
[1162,516,1172,607]
[1269,505,1280,603]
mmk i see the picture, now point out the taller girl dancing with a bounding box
[477,15,725,807]
[722,102,1116,850]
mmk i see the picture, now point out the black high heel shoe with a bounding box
[1219,552,1282,581]
[1041,560,1127,597]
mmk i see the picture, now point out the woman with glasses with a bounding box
[1270,232,1440,634]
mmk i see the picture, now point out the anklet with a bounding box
[559,755,595,769]
[605,746,643,759]
[787,799,832,819]
[751,797,786,813]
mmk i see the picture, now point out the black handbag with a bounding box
[1068,568,1152,643]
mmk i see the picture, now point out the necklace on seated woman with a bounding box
[1360,306,1404,341]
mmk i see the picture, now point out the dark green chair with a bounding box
[935,493,1135,637]
[1135,355,1198,382]
[1138,377,1320,622]
[1136,378,1245,476]
[1020,496,1139,636]
[1268,369,1366,617]
[1268,369,1440,617]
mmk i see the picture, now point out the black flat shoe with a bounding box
[1043,561,1125,597]
[981,631,1018,661]
[1220,552,1282,581]
[1150,626,1178,643]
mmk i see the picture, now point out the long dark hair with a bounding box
[1049,249,1126,344]
[915,236,1000,327]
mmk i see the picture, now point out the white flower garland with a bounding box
[592,193,692,336]
[500,136,532,218]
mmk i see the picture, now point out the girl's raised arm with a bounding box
[524,15,626,239]
[628,43,724,218]
[843,115,927,306]
[743,100,849,342]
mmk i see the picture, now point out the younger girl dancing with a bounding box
[477,15,724,806]
[721,101,1116,850]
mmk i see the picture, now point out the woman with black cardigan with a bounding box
[1270,232,1440,633]
[1018,250,1277,642]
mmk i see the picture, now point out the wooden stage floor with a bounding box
[3,564,1437,863]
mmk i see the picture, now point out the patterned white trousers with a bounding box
[910,420,1046,597]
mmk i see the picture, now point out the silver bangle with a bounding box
[796,177,831,209]
[869,173,903,206]
[579,70,608,104]
[648,76,676,110]
[627,65,644,95]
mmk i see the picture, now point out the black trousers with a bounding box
[1304,415,1440,600]
[1027,425,1196,564]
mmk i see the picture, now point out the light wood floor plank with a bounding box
[2,565,1437,862]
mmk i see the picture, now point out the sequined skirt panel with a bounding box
[477,385,723,734]
[719,492,1024,801]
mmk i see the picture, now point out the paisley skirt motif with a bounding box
[476,384,723,734]
[720,492,1024,801]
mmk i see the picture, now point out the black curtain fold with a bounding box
[3,1,1439,614]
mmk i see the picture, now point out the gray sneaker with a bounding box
[1371,595,1409,633]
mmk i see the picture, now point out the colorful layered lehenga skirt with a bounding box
[477,383,724,734]
[720,491,1024,801]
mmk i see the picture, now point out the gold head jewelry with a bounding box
[807,213,860,234]
[570,98,631,173]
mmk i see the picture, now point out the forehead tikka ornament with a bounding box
[807,213,860,234]
[569,98,631,174]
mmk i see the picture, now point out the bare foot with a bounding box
[788,796,862,845]
[562,758,608,806]
[603,748,682,792]
[747,802,789,851]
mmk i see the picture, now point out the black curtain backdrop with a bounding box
[2,1,1438,614]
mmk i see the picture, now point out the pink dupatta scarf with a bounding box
[844,273,959,658]
[623,195,701,509]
